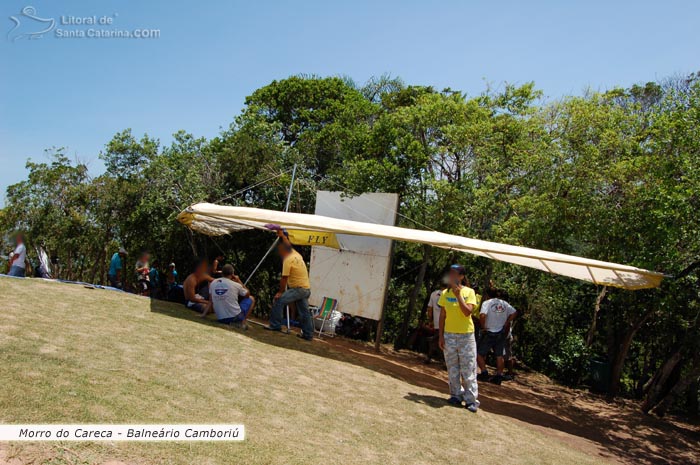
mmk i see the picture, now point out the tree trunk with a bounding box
[586,286,607,347]
[417,275,435,324]
[394,244,432,351]
[90,232,112,284]
[609,309,653,396]
[66,249,73,281]
[651,363,700,417]
[641,347,683,413]
[687,380,699,417]
[186,229,198,256]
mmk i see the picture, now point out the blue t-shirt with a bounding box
[108,253,123,277]
[149,268,161,286]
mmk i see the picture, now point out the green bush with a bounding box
[549,332,592,386]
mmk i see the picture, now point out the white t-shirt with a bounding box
[210,278,248,320]
[12,243,26,269]
[428,290,442,328]
[480,298,516,333]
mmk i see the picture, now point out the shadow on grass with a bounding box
[149,298,700,465]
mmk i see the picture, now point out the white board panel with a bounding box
[309,191,398,321]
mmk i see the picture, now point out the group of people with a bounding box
[108,248,179,298]
[8,230,515,413]
[4,233,51,278]
[419,265,517,413]
[180,229,316,340]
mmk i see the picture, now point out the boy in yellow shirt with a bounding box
[438,264,480,412]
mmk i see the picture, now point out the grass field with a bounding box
[0,277,693,465]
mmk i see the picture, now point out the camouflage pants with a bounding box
[443,332,479,406]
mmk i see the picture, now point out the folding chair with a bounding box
[314,297,338,337]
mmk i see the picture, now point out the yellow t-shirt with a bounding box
[438,286,478,334]
[282,250,310,289]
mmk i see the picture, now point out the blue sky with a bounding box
[1,0,698,202]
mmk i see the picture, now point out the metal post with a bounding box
[374,195,400,351]
[284,163,297,212]
[374,245,393,351]
[244,164,298,334]
[282,163,297,334]
[243,164,297,286]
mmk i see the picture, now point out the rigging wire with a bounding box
[316,176,438,232]
[211,168,293,206]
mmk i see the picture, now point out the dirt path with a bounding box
[311,332,700,465]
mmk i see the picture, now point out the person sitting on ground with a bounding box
[7,233,27,278]
[149,259,162,298]
[166,262,179,288]
[134,252,151,296]
[201,264,255,329]
[107,247,127,289]
[264,229,313,341]
[477,289,517,385]
[183,257,214,312]
[438,264,480,413]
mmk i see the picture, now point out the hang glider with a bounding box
[177,203,664,290]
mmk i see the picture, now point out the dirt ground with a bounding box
[304,330,700,465]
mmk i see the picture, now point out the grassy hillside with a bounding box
[0,277,610,465]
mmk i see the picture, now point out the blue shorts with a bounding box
[8,266,26,277]
[218,297,253,324]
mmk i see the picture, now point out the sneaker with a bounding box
[466,403,479,413]
[233,321,249,331]
[447,396,462,406]
[296,333,312,342]
[263,325,282,332]
[501,374,514,381]
[490,374,503,385]
[477,371,490,382]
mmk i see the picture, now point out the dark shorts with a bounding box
[478,330,507,357]
[218,297,253,324]
[108,275,121,289]
[186,301,205,312]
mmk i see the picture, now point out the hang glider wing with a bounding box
[177,203,664,290]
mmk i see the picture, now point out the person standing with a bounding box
[264,229,313,340]
[107,247,128,289]
[134,251,151,296]
[8,233,27,277]
[35,243,52,278]
[477,290,517,384]
[438,264,480,412]
[424,288,443,363]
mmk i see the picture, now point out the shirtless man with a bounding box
[183,257,214,312]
